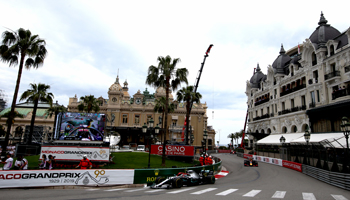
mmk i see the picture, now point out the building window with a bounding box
[256,110,258,117]
[275,104,277,112]
[172,119,177,126]
[291,99,294,108]
[313,70,318,83]
[330,45,335,56]
[261,109,263,116]
[134,114,140,124]
[301,95,306,106]
[122,114,128,124]
[267,107,270,114]
[310,91,315,104]
[312,52,317,66]
[282,102,285,110]
[317,90,320,102]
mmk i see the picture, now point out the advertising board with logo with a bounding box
[0,169,134,188]
[150,145,194,157]
[41,146,110,162]
[282,160,302,172]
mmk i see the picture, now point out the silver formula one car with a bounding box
[150,169,215,189]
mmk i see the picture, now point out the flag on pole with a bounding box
[298,43,300,54]
[181,118,187,141]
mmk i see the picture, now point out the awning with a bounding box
[257,133,304,145]
[290,132,345,146]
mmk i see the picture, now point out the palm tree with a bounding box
[154,96,175,143]
[45,103,67,139]
[19,83,53,144]
[0,28,47,154]
[78,95,100,113]
[176,85,202,145]
[146,55,188,166]
[0,110,24,136]
[227,133,236,149]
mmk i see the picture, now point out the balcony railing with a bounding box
[332,88,350,100]
[278,106,306,116]
[324,71,340,80]
[253,114,270,121]
[309,102,316,108]
[254,98,270,106]
[280,84,306,97]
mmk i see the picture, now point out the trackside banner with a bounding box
[282,160,302,172]
[0,169,134,188]
[151,145,194,157]
[41,146,109,162]
[254,155,282,166]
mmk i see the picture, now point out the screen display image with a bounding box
[56,112,106,141]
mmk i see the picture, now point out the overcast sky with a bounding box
[1,0,349,145]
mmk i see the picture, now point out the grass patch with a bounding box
[1,152,199,170]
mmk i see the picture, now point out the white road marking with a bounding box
[86,189,99,191]
[125,188,147,192]
[272,191,286,198]
[145,189,166,193]
[302,193,316,200]
[167,187,198,194]
[191,188,217,195]
[104,188,127,191]
[216,189,238,196]
[331,194,348,200]
[242,190,261,197]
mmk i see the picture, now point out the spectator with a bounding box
[1,153,13,170]
[14,155,28,170]
[199,154,204,166]
[76,155,92,169]
[39,154,48,169]
[47,155,55,170]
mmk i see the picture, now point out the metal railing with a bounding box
[280,84,306,97]
[303,165,350,190]
[324,71,340,80]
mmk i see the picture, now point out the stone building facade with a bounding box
[67,76,215,150]
[245,12,350,147]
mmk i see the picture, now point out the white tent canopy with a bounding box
[290,132,346,147]
[257,133,304,145]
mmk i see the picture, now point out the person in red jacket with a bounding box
[199,154,204,166]
[204,155,209,165]
[76,155,92,169]
[207,156,213,165]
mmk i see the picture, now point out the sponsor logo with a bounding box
[0,173,81,180]
[154,169,159,176]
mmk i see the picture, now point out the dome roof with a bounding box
[109,76,122,91]
[309,12,341,49]
[272,44,291,75]
[250,64,266,88]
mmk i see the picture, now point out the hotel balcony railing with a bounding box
[332,88,350,100]
[280,84,306,97]
[253,114,270,121]
[278,106,306,116]
[324,71,340,80]
[254,98,270,106]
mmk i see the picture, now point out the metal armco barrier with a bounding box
[133,156,222,184]
[302,165,350,191]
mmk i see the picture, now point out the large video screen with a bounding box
[54,112,106,141]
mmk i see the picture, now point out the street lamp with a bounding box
[203,129,208,155]
[190,134,194,145]
[279,135,286,160]
[304,129,311,165]
[340,116,350,173]
[280,135,286,144]
[142,119,159,168]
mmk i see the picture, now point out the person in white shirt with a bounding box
[14,155,28,170]
[1,153,14,170]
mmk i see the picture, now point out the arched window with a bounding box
[267,128,271,134]
[282,126,287,133]
[291,125,297,133]
[261,129,265,134]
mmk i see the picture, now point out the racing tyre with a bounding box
[206,175,215,184]
[172,177,183,188]
[155,176,165,184]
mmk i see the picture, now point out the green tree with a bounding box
[45,103,67,138]
[0,28,47,154]
[146,55,188,166]
[20,83,53,144]
[78,95,100,113]
[0,111,24,137]
[227,133,236,149]
[176,85,202,145]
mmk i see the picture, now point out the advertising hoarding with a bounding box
[0,169,134,188]
[55,112,106,141]
[41,146,110,162]
[150,145,194,157]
